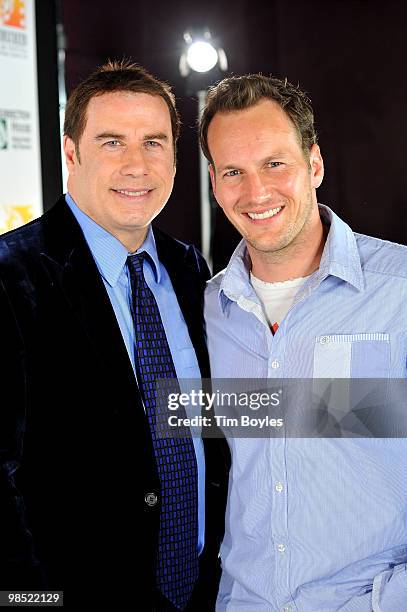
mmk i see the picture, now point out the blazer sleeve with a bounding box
[0,278,45,589]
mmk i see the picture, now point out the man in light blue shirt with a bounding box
[198,74,407,610]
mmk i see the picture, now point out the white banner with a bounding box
[0,0,42,234]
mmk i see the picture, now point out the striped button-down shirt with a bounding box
[205,205,407,611]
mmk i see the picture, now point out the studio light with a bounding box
[179,29,228,270]
[179,29,228,78]
[186,41,218,73]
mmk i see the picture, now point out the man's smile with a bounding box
[244,205,284,221]
[111,187,154,199]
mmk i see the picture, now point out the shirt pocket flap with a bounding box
[314,333,390,378]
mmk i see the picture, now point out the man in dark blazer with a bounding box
[0,60,229,610]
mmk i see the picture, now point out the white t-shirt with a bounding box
[250,272,310,333]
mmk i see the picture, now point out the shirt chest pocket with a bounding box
[313,333,390,378]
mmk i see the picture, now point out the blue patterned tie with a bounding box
[127,252,199,610]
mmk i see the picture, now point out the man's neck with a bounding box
[249,220,327,283]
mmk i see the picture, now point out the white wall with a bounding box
[0,0,42,234]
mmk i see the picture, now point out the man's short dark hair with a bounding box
[64,59,180,162]
[199,73,317,166]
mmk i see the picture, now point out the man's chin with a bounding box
[245,235,291,256]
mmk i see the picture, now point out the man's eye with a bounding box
[224,169,240,177]
[145,140,160,147]
[267,161,283,168]
[104,140,121,147]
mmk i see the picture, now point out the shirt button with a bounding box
[144,492,158,507]
[271,360,280,369]
[283,606,292,612]
[320,335,330,344]
[277,543,286,553]
[275,482,284,493]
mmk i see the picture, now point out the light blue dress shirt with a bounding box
[65,193,205,553]
[205,205,407,611]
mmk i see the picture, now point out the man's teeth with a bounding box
[116,189,149,196]
[247,206,282,220]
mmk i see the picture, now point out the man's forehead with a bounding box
[88,90,162,106]
[208,103,299,156]
[84,91,171,127]
[210,99,293,133]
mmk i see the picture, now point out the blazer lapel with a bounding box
[154,227,210,378]
[40,198,138,394]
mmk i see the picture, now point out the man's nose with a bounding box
[119,145,149,176]
[245,172,272,205]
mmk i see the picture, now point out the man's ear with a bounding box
[208,164,216,195]
[309,143,324,189]
[63,135,79,173]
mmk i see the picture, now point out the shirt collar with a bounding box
[65,193,161,286]
[218,203,364,313]
[315,204,364,291]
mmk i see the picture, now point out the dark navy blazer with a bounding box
[0,197,229,609]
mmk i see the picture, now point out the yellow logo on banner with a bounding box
[0,0,26,29]
[0,204,34,234]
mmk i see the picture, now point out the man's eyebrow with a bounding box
[217,163,240,173]
[94,132,126,141]
[143,132,169,142]
[93,132,169,142]
[217,152,289,173]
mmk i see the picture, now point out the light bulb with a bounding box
[186,41,218,73]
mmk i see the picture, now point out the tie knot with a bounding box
[127,252,146,278]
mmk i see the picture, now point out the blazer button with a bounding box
[144,492,158,507]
